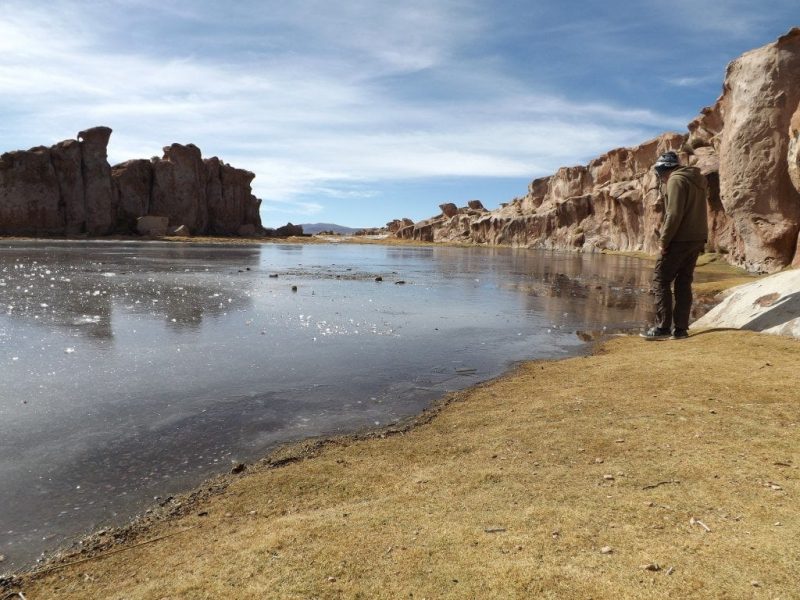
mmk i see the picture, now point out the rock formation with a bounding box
[0,127,264,237]
[396,28,800,273]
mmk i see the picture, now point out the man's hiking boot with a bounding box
[640,326,671,341]
[671,329,689,340]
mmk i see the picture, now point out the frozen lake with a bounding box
[1,240,680,569]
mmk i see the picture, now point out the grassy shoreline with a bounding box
[7,329,798,599]
[6,239,782,599]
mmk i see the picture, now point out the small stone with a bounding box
[197,511,209,517]
[774,522,782,526]
[269,274,278,278]
[642,563,661,572]
[484,527,506,533]
[230,463,246,474]
[603,474,615,481]
[751,580,760,587]
[225,512,233,518]
[291,285,298,292]
[395,280,406,285]
[375,276,383,282]
[551,530,560,538]
[600,546,613,554]
[615,439,625,443]
[328,576,337,582]
[595,458,604,464]
[0,554,5,562]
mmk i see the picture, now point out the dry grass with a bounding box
[12,330,800,599]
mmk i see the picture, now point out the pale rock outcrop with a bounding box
[693,269,800,339]
[713,28,800,272]
[396,28,800,273]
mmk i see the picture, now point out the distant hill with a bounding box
[299,223,362,235]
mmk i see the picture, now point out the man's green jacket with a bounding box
[660,166,708,247]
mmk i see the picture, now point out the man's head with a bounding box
[654,151,680,181]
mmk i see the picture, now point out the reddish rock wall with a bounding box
[0,127,263,237]
[397,28,800,273]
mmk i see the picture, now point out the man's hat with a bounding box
[654,151,680,172]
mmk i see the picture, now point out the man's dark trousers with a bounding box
[653,240,706,331]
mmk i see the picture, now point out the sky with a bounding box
[1,1,797,229]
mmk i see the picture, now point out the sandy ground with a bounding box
[4,327,798,599]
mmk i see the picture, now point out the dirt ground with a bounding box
[6,326,798,599]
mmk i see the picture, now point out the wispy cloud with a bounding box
[7,0,784,225]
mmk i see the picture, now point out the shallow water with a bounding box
[0,240,711,569]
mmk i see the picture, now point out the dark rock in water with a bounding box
[230,463,246,474]
[274,222,304,237]
[375,276,383,282]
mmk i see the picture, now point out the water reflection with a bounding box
[0,241,688,570]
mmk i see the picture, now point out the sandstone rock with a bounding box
[715,28,800,272]
[275,222,303,237]
[79,126,115,235]
[137,215,168,237]
[467,200,486,210]
[0,146,62,235]
[51,139,85,234]
[112,159,152,233]
[151,143,207,234]
[390,29,800,273]
[439,203,458,218]
[237,224,257,237]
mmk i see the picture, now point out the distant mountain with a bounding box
[299,222,362,235]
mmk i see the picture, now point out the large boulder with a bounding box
[136,215,168,236]
[714,28,800,272]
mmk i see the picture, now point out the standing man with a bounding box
[641,151,708,340]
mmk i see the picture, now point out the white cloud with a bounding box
[1,0,691,222]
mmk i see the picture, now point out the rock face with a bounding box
[396,28,800,273]
[0,127,263,237]
[693,269,800,339]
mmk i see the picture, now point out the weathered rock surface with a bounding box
[693,269,800,339]
[395,28,800,273]
[137,216,169,237]
[0,127,263,237]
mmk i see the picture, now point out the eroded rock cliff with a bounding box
[0,127,263,237]
[397,28,800,273]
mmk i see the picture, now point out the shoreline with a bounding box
[5,328,798,598]
[1,240,767,597]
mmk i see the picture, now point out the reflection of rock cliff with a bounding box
[396,28,800,274]
[0,127,263,237]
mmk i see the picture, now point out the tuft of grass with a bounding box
[14,331,800,599]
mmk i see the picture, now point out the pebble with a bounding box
[751,580,760,587]
[642,563,661,572]
[328,576,337,583]
[603,474,615,481]
[595,458,604,464]
[600,546,613,554]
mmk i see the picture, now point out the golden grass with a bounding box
[13,331,800,599]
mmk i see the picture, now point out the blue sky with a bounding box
[1,1,797,228]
